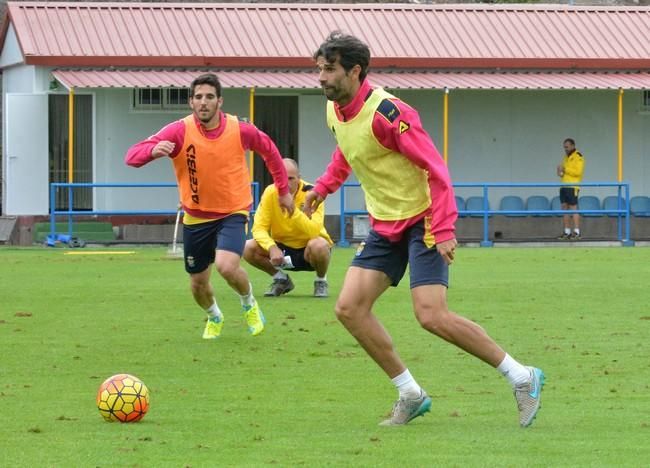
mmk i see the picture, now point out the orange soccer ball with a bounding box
[96,373,150,423]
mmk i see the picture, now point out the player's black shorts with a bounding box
[276,242,315,272]
[559,187,579,205]
[182,214,247,274]
[351,218,448,288]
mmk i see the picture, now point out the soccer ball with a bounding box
[96,373,150,423]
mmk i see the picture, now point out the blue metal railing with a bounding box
[339,182,632,247]
[49,182,260,240]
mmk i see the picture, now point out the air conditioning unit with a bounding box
[352,215,370,239]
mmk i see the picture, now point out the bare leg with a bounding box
[189,267,214,309]
[215,249,251,295]
[569,204,580,231]
[561,202,571,231]
[304,237,331,277]
[411,284,506,367]
[335,266,405,378]
[243,239,276,276]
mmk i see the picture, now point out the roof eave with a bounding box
[24,56,650,71]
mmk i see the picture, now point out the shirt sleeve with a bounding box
[239,121,289,196]
[287,202,326,238]
[372,99,457,243]
[565,156,585,178]
[251,187,277,252]
[124,120,185,167]
[313,147,353,199]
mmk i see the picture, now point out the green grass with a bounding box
[1,246,649,467]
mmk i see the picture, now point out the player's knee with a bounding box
[334,299,355,324]
[190,276,209,296]
[215,259,238,280]
[307,238,330,258]
[415,304,449,335]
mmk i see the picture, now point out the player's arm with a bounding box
[372,99,457,244]
[251,187,277,252]
[288,198,325,238]
[305,148,352,217]
[239,122,293,215]
[564,156,584,178]
[125,120,184,167]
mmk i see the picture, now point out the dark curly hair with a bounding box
[313,31,370,82]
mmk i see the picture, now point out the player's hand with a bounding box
[303,191,324,218]
[436,238,457,265]
[151,141,175,159]
[278,192,295,216]
[268,245,284,266]
[556,164,564,177]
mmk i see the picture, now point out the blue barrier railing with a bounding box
[49,182,260,240]
[339,182,632,247]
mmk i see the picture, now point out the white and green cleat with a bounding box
[515,366,545,427]
[380,390,432,426]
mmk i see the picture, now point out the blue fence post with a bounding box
[67,185,74,237]
[339,185,349,247]
[480,184,493,247]
[49,183,56,243]
[622,183,634,246]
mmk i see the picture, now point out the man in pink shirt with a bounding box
[126,73,293,339]
[305,32,544,427]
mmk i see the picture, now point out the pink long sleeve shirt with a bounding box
[314,79,458,243]
[125,112,289,212]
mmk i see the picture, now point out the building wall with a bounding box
[398,88,649,207]
[2,77,648,216]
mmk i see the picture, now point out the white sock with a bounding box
[497,353,530,387]
[316,275,327,281]
[239,282,255,307]
[273,270,288,280]
[564,228,571,235]
[391,369,422,400]
[206,300,223,321]
[574,228,580,235]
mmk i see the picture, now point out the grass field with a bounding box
[1,246,649,467]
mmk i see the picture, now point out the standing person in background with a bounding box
[557,138,585,240]
[244,158,333,298]
[305,31,544,427]
[125,73,293,339]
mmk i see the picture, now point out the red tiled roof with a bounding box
[4,2,650,70]
[51,68,650,91]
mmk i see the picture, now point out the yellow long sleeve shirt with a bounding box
[252,180,333,251]
[560,150,585,188]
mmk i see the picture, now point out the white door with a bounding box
[4,94,48,215]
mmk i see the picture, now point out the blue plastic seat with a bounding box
[630,196,650,217]
[578,195,601,217]
[499,195,526,217]
[455,196,466,217]
[526,195,551,217]
[465,196,490,217]
[550,196,562,216]
[602,195,627,217]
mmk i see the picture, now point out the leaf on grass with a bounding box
[14,312,32,317]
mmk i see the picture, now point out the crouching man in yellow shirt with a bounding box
[244,159,333,297]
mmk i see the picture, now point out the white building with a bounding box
[1,2,649,242]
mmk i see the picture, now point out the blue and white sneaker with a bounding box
[379,390,432,426]
[514,367,545,427]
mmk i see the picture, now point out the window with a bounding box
[166,88,190,107]
[132,87,190,111]
[643,90,650,111]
